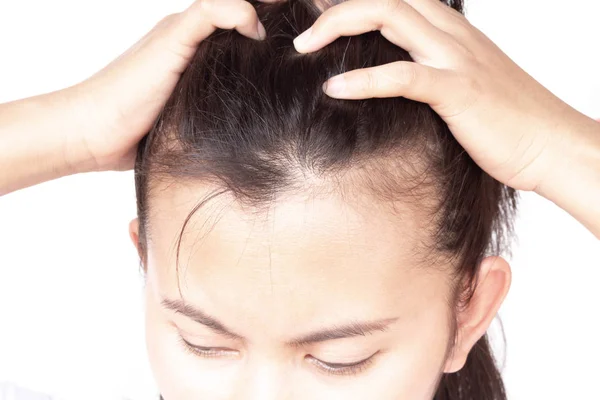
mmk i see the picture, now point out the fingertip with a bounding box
[257,21,267,40]
[293,27,314,52]
[322,74,347,97]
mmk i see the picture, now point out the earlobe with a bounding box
[128,217,148,271]
[443,255,512,373]
[128,218,140,249]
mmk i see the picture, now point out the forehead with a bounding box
[144,180,451,329]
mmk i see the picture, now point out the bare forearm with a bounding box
[0,89,94,196]
[536,114,600,239]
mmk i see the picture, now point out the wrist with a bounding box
[0,91,90,195]
[534,114,600,200]
[533,113,600,237]
[58,84,103,174]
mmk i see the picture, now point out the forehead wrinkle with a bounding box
[162,295,401,348]
[147,178,445,338]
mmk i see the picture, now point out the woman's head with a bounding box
[129,0,517,399]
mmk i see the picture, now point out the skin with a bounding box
[1,0,597,237]
[294,0,600,237]
[0,0,598,398]
[127,181,509,399]
[0,0,274,193]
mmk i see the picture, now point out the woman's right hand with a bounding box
[293,0,600,195]
[64,0,275,174]
[0,0,275,195]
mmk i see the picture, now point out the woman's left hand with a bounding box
[65,0,272,172]
[292,0,600,238]
[292,0,598,194]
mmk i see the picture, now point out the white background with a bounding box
[0,0,599,399]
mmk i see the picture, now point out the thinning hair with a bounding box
[135,1,517,399]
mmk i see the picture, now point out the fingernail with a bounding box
[293,27,313,51]
[257,22,267,40]
[323,75,346,97]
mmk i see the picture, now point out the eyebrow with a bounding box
[162,298,398,347]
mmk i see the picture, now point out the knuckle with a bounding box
[183,0,213,20]
[451,19,475,39]
[198,0,213,13]
[468,75,483,96]
[458,72,482,98]
[381,0,404,13]
[375,0,406,29]
[195,0,256,28]
[393,63,418,87]
[363,70,378,92]
[445,40,473,65]
[462,53,481,74]
[238,3,257,21]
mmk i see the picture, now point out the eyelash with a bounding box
[179,337,236,359]
[306,352,378,376]
[179,336,378,377]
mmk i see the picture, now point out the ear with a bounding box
[129,217,149,272]
[128,218,140,248]
[443,255,511,373]
[128,217,144,260]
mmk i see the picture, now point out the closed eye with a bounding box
[179,337,238,358]
[180,335,379,377]
[306,351,380,376]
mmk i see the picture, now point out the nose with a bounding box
[230,355,292,400]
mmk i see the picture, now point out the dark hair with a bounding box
[134,1,517,399]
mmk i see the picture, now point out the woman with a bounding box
[1,0,598,399]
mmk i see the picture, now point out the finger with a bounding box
[403,0,480,41]
[293,0,458,62]
[403,0,466,24]
[176,0,266,47]
[322,61,455,106]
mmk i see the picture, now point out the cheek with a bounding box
[381,329,452,399]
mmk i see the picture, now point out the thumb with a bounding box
[172,0,266,49]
